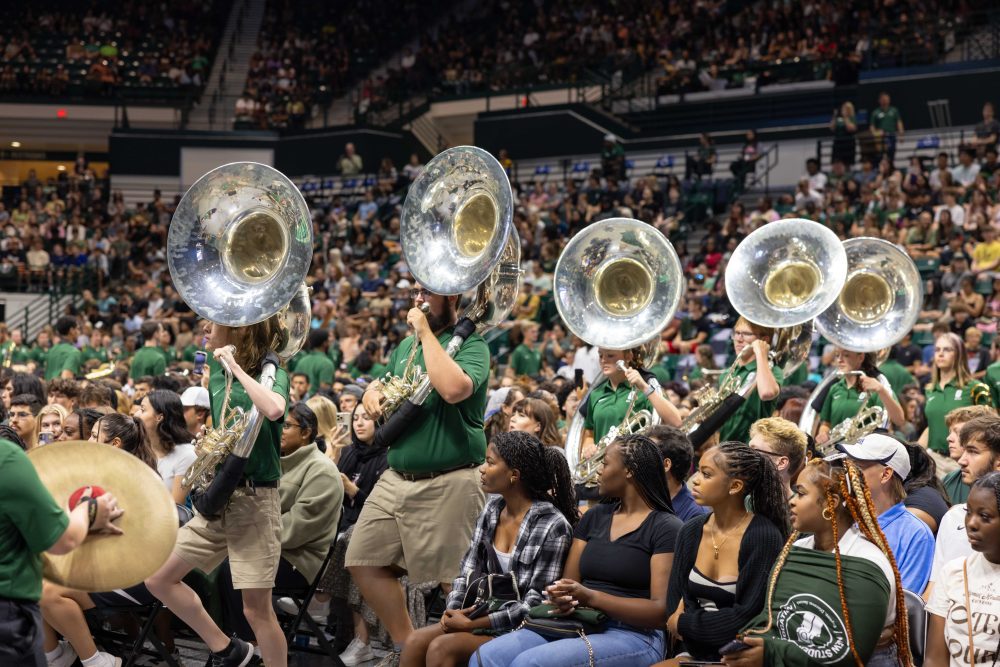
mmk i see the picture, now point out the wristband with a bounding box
[644,378,661,397]
[85,496,98,528]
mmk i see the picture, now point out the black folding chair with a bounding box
[272,541,344,664]
[88,599,178,667]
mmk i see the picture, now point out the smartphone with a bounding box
[719,639,753,655]
[39,431,54,445]
[574,368,584,390]
[193,350,207,375]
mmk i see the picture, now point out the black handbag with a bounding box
[520,603,608,667]
[460,541,520,620]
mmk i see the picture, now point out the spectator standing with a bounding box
[339,143,364,176]
[831,101,858,167]
[871,91,904,164]
[129,321,166,381]
[601,134,626,181]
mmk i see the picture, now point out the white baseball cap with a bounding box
[835,433,911,480]
[180,386,210,410]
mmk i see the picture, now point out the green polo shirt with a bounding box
[129,346,166,380]
[384,330,489,474]
[819,377,887,428]
[872,106,901,134]
[81,345,109,366]
[295,350,335,391]
[718,359,784,444]
[985,361,1000,408]
[583,378,654,443]
[44,342,82,380]
[30,344,50,367]
[879,359,916,401]
[941,468,970,505]
[1,341,31,365]
[181,344,201,363]
[509,343,541,377]
[924,379,993,454]
[207,356,289,482]
[0,438,69,601]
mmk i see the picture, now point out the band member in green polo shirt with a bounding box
[129,321,167,380]
[30,330,52,369]
[146,315,290,667]
[508,320,542,377]
[1,327,31,367]
[347,284,490,662]
[986,354,1000,407]
[580,347,682,461]
[44,317,82,381]
[871,91,904,163]
[815,348,905,446]
[294,328,336,393]
[0,437,122,666]
[921,333,993,456]
[717,317,783,445]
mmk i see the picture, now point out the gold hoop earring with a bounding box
[822,507,834,521]
[510,476,516,485]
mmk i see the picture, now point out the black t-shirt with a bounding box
[575,503,681,600]
[903,486,950,528]
[892,343,922,367]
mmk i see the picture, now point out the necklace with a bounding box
[710,512,751,560]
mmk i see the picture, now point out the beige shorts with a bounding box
[345,467,485,584]
[174,487,281,590]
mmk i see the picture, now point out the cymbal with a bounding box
[28,441,178,592]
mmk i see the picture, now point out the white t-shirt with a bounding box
[926,552,1000,666]
[796,525,897,628]
[157,443,197,492]
[930,504,974,584]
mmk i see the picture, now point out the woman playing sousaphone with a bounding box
[715,317,782,446]
[580,347,682,462]
[147,317,291,667]
[815,348,906,446]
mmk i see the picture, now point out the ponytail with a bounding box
[544,446,580,527]
[714,441,791,538]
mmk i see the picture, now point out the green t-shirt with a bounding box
[0,438,69,601]
[130,346,166,380]
[718,359,784,444]
[985,361,1000,408]
[582,378,654,444]
[509,343,541,377]
[879,359,915,401]
[81,345,108,365]
[941,468,970,505]
[30,344,50,366]
[45,342,82,380]
[207,356,289,483]
[871,105,901,134]
[384,330,489,474]
[181,344,201,363]
[294,351,335,391]
[349,362,387,379]
[819,377,886,428]
[158,346,175,365]
[924,379,993,454]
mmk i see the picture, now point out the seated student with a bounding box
[473,434,682,667]
[134,390,196,504]
[219,402,343,642]
[304,403,387,666]
[926,413,1000,601]
[721,457,912,667]
[924,472,1000,667]
[9,393,43,450]
[37,404,68,444]
[41,414,161,667]
[643,425,709,522]
[401,431,577,667]
[940,405,994,505]
[901,443,951,534]
[508,397,563,449]
[747,417,808,500]
[656,441,789,665]
[58,408,102,442]
[835,434,935,594]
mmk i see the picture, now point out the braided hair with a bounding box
[712,441,791,538]
[609,433,675,514]
[747,459,911,667]
[492,431,579,526]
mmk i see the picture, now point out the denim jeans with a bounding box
[867,644,899,667]
[469,620,665,667]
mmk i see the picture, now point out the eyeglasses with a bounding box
[733,330,756,340]
[282,422,302,431]
[409,288,432,300]
[9,411,32,419]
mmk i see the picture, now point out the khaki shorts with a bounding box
[174,487,281,590]
[345,467,485,584]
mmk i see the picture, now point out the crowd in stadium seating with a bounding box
[0,1,227,98]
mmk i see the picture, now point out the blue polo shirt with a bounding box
[878,502,934,594]
[671,485,709,523]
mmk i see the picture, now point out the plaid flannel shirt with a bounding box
[447,496,573,631]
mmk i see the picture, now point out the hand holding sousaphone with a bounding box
[29,441,177,592]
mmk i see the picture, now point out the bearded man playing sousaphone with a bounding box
[347,283,489,664]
